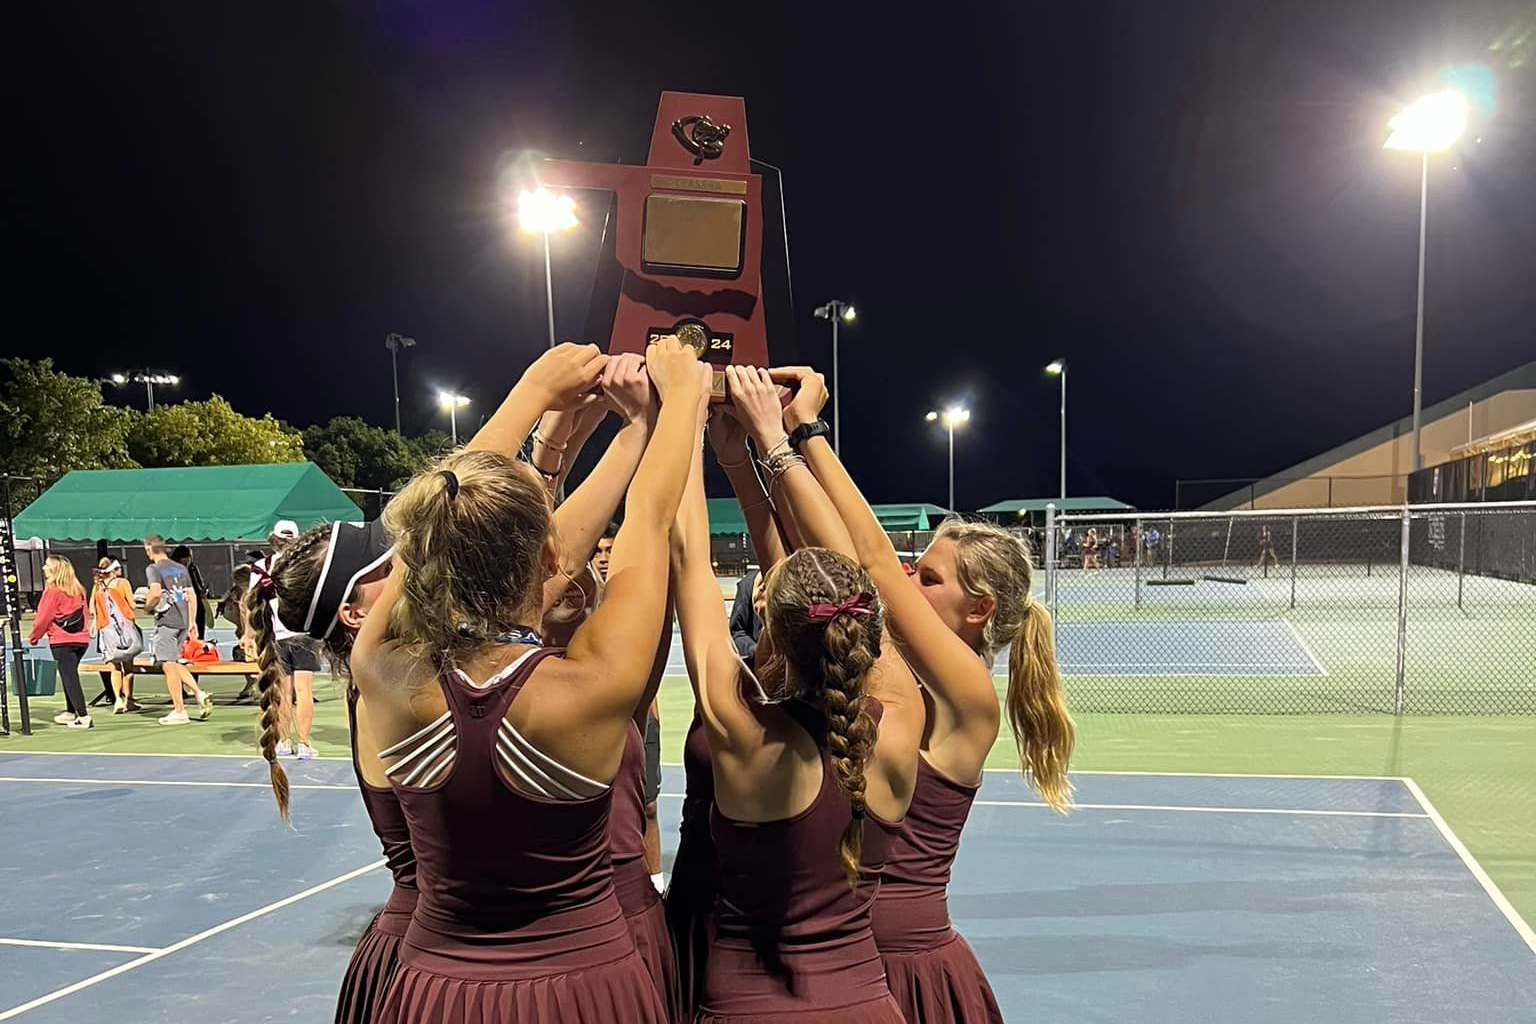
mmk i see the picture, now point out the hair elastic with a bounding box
[440,470,460,501]
[807,592,875,620]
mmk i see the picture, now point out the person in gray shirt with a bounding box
[143,534,213,725]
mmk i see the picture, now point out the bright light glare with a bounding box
[167,375,180,385]
[1384,90,1469,153]
[944,405,970,428]
[437,391,470,408]
[518,188,578,234]
[1045,360,1065,375]
[925,410,938,421]
[842,305,857,322]
[110,373,126,384]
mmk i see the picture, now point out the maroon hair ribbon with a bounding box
[807,592,875,621]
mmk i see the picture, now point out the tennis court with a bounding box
[1,751,1531,1023]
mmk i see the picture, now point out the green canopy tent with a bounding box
[869,503,950,532]
[14,463,363,542]
[977,496,1133,525]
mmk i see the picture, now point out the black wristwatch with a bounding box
[787,418,831,452]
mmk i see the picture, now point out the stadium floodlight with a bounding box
[519,188,579,349]
[1385,89,1469,472]
[925,404,970,512]
[1385,90,1469,153]
[813,300,856,454]
[1045,360,1067,499]
[111,369,180,411]
[438,391,471,445]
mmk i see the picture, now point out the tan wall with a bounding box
[1237,389,1536,509]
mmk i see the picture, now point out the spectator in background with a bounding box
[143,534,214,725]
[171,545,213,638]
[91,557,140,712]
[593,524,617,583]
[1125,523,1140,568]
[30,556,93,729]
[1144,525,1162,567]
[728,567,765,661]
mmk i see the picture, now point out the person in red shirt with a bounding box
[30,556,93,729]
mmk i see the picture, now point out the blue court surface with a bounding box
[1053,619,1326,677]
[1,752,1532,1023]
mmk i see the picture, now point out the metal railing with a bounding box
[1043,501,1536,715]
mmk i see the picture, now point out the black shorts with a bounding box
[643,706,661,805]
[277,637,322,675]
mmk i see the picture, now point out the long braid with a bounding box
[819,610,878,890]
[244,580,290,820]
[767,548,884,891]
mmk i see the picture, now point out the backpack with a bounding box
[98,589,144,663]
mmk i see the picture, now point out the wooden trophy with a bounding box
[540,92,766,399]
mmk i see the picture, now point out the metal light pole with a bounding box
[814,301,857,455]
[385,334,416,434]
[1385,89,1468,471]
[926,406,970,512]
[1046,360,1067,499]
[438,391,470,445]
[518,189,579,349]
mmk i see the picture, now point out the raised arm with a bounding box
[669,431,763,754]
[707,404,788,572]
[540,355,658,614]
[726,365,857,559]
[466,342,607,457]
[562,338,705,714]
[774,366,999,744]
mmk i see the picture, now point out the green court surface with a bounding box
[5,674,1533,931]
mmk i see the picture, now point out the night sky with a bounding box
[6,1,1535,510]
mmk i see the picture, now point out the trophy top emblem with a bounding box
[673,322,710,357]
[672,115,732,163]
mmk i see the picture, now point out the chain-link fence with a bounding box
[1044,502,1536,715]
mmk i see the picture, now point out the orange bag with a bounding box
[181,638,221,664]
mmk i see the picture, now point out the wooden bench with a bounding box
[81,660,260,702]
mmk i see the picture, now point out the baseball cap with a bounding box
[272,520,300,540]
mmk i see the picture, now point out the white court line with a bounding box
[0,938,160,955]
[1402,777,1536,957]
[1282,619,1331,678]
[656,793,1424,819]
[0,776,354,792]
[3,751,1410,781]
[0,859,385,1021]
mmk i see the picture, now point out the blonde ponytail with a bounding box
[1006,597,1074,812]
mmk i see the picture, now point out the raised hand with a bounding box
[525,342,609,411]
[769,366,828,431]
[600,351,656,425]
[725,365,788,452]
[707,404,748,463]
[645,335,703,401]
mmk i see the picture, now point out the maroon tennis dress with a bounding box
[377,648,666,1024]
[871,756,1002,1023]
[611,720,681,1021]
[698,700,905,1023]
[336,689,419,1024]
[663,713,717,1018]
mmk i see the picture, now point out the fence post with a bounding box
[1289,516,1299,610]
[1133,516,1143,611]
[1044,504,1057,611]
[1393,504,1410,715]
[1164,520,1174,580]
[1456,510,1466,610]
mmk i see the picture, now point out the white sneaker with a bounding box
[54,712,77,725]
[159,710,190,726]
[113,698,128,715]
[68,716,94,730]
[295,743,317,760]
[196,691,214,721]
[275,739,294,757]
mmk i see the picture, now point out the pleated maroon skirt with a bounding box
[663,831,716,1020]
[334,887,415,1024]
[880,932,1003,1024]
[626,896,681,1023]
